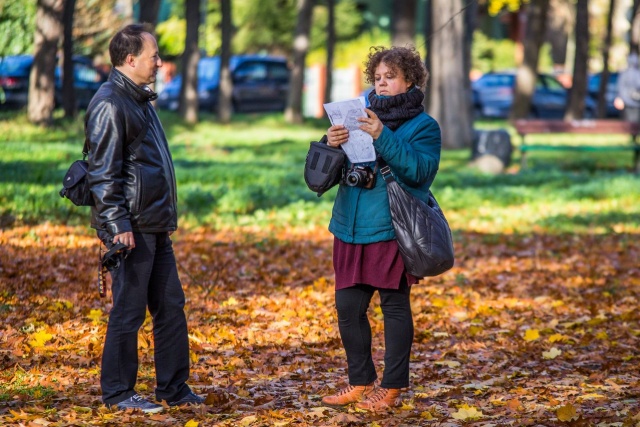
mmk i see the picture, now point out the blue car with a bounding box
[0,55,34,107]
[156,55,290,113]
[0,54,107,109]
[472,71,595,119]
[587,71,620,118]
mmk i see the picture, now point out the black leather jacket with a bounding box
[86,69,177,236]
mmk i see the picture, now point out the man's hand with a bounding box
[113,231,135,249]
[614,96,624,111]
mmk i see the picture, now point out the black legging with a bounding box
[335,281,413,389]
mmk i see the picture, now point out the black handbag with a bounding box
[304,135,346,197]
[60,106,149,207]
[380,161,454,278]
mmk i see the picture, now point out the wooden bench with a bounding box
[513,119,640,172]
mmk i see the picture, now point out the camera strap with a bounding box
[98,242,129,298]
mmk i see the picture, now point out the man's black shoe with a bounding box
[110,394,164,413]
[167,390,205,406]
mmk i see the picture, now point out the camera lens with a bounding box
[346,173,360,186]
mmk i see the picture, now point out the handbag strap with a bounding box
[378,158,395,184]
[82,104,150,159]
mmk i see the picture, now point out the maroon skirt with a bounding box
[333,237,419,290]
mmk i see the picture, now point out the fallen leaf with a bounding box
[557,403,578,421]
[543,347,562,359]
[452,404,483,420]
[524,329,540,342]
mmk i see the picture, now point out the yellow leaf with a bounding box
[400,401,413,410]
[543,347,562,359]
[28,330,53,348]
[431,298,446,308]
[185,420,199,427]
[468,325,483,336]
[239,415,257,426]
[557,403,578,421]
[596,331,608,340]
[452,404,483,420]
[548,333,567,343]
[420,411,434,420]
[576,393,606,402]
[524,329,540,342]
[222,297,238,307]
[434,360,461,368]
[87,309,103,323]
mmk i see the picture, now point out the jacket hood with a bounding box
[109,68,158,102]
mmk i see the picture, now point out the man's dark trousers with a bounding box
[100,232,190,405]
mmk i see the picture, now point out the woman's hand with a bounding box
[327,124,348,147]
[358,108,383,140]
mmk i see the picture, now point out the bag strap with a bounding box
[127,105,150,154]
[378,158,395,183]
[82,104,150,159]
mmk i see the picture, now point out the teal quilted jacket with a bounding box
[328,113,441,244]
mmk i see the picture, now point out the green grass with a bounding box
[1,109,639,234]
[0,369,57,402]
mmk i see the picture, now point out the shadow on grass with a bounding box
[536,211,640,231]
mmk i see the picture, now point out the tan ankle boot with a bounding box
[321,383,375,407]
[355,387,402,411]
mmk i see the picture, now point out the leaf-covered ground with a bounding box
[1,224,640,426]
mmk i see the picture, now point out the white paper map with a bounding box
[323,98,376,163]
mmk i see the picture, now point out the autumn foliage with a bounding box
[1,221,640,426]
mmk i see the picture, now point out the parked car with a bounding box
[156,55,290,113]
[472,70,595,119]
[587,71,620,118]
[0,54,107,110]
[54,56,108,109]
[0,55,33,108]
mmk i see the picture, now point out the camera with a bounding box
[344,166,376,189]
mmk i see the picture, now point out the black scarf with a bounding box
[367,88,424,130]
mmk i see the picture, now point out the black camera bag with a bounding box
[60,159,94,206]
[304,135,346,197]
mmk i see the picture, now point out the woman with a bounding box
[321,46,441,412]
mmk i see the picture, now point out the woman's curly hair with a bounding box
[363,46,428,91]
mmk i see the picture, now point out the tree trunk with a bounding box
[62,0,77,118]
[117,0,135,25]
[631,0,640,55]
[429,0,473,149]
[546,0,572,68]
[323,0,335,107]
[285,0,313,124]
[511,0,550,120]
[392,0,416,47]
[179,0,200,124]
[218,0,233,124]
[423,0,432,112]
[138,0,161,30]
[463,0,477,124]
[564,0,589,121]
[597,0,615,118]
[28,0,64,126]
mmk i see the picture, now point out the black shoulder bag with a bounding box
[304,134,346,197]
[59,106,149,206]
[379,159,455,278]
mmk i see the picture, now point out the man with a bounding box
[86,24,203,413]
[614,52,640,124]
